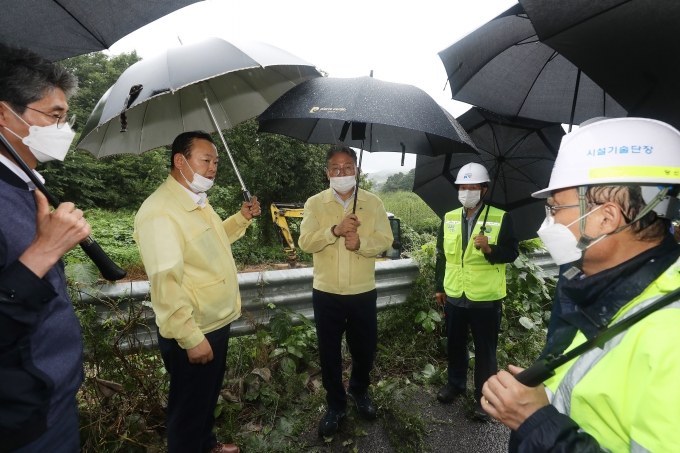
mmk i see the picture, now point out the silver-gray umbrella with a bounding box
[77,37,321,200]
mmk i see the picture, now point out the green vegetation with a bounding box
[53,50,555,453]
[378,190,440,236]
[381,168,415,193]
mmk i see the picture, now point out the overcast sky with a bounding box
[108,0,517,174]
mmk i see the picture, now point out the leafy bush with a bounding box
[64,209,143,274]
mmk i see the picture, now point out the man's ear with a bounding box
[599,202,625,234]
[173,153,184,170]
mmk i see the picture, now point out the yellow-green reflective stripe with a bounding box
[590,166,680,179]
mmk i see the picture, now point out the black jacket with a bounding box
[0,163,83,452]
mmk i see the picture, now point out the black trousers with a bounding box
[158,324,231,453]
[312,288,378,412]
[445,301,502,402]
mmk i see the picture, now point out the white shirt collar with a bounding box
[181,185,207,208]
[0,153,45,190]
[332,188,356,210]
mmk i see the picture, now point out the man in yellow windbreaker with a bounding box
[482,117,680,453]
[134,131,259,453]
[299,145,393,438]
[434,162,519,418]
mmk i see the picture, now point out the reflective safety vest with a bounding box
[442,206,507,301]
[544,260,680,453]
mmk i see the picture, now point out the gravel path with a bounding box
[296,388,510,452]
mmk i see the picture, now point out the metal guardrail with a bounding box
[76,251,558,348]
[77,258,420,347]
[526,249,559,278]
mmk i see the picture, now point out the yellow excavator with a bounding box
[271,202,402,269]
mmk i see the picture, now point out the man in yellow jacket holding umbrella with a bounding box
[482,117,680,452]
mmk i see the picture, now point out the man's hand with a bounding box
[345,231,361,251]
[187,337,213,364]
[481,365,549,431]
[19,190,92,278]
[473,234,492,254]
[335,213,360,236]
[241,196,261,220]
[435,292,446,306]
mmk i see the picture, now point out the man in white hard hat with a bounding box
[434,162,519,419]
[481,117,680,452]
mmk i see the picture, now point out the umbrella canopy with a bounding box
[77,38,321,158]
[439,4,626,126]
[521,0,680,130]
[257,76,478,157]
[0,0,201,61]
[413,107,564,241]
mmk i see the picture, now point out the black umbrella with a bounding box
[521,0,680,130]
[0,0,202,61]
[413,107,564,241]
[439,4,626,128]
[257,75,478,212]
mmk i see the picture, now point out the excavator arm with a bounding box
[271,203,305,268]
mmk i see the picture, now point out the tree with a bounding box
[381,168,415,193]
[39,51,171,210]
[212,119,329,242]
[59,51,142,132]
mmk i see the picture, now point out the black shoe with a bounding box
[318,409,345,437]
[437,384,465,404]
[347,388,377,420]
[473,401,491,422]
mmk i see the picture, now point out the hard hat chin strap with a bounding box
[564,186,670,279]
[575,186,669,250]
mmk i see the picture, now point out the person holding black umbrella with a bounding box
[434,162,518,419]
[0,43,91,453]
[298,145,393,438]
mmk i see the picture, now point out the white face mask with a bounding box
[2,103,75,162]
[537,205,605,265]
[180,155,214,193]
[458,190,481,208]
[329,175,356,194]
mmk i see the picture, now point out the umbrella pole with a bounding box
[476,164,502,249]
[202,97,252,202]
[568,69,582,132]
[352,142,364,214]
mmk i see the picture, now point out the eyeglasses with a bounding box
[327,164,356,177]
[23,105,76,129]
[545,203,599,217]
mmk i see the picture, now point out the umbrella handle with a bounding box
[0,133,127,281]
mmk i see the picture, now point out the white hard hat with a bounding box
[533,117,680,198]
[455,162,490,184]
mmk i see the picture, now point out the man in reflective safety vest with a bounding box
[482,117,680,453]
[435,162,518,418]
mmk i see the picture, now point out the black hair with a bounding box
[0,43,77,113]
[326,145,357,166]
[171,131,215,169]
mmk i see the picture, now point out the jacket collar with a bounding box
[321,187,367,204]
[559,234,680,339]
[165,175,202,212]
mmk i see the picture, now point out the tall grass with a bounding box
[377,191,441,235]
